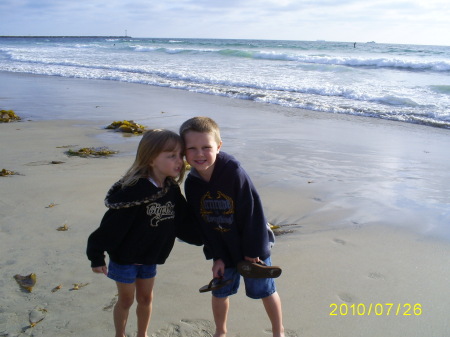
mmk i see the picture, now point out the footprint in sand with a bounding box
[28,306,47,327]
[368,272,385,280]
[25,160,65,166]
[152,319,298,337]
[333,238,346,245]
[264,328,299,336]
[180,319,214,333]
[150,323,182,337]
[351,221,363,229]
[0,312,20,336]
[338,293,354,303]
[151,319,214,337]
[103,295,118,311]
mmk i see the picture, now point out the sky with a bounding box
[0,0,449,46]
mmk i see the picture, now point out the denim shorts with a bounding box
[212,257,277,300]
[107,260,157,284]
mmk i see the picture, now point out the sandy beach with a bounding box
[1,72,450,337]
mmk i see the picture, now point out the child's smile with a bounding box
[184,131,222,182]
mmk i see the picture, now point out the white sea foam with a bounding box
[124,44,450,72]
[0,37,449,128]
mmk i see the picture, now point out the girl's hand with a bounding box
[212,259,225,279]
[244,256,260,263]
[92,266,107,275]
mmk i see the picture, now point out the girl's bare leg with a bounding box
[114,282,136,337]
[135,277,155,337]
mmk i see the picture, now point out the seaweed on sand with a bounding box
[0,168,18,176]
[70,282,89,290]
[65,147,118,158]
[105,120,147,134]
[14,273,37,292]
[269,223,299,236]
[0,109,21,123]
[51,284,62,293]
[56,223,69,231]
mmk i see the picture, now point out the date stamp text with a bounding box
[330,303,422,316]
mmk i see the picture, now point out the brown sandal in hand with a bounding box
[237,260,282,278]
[199,278,232,293]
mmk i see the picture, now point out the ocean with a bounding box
[1,36,449,129]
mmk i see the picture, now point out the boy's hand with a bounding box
[244,256,260,263]
[212,259,225,279]
[92,266,107,275]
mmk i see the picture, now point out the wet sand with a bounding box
[1,72,450,336]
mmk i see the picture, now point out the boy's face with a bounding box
[184,131,222,182]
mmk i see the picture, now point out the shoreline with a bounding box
[1,72,450,336]
[2,69,450,131]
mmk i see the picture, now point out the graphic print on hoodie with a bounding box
[147,201,175,227]
[184,152,274,267]
[200,191,234,233]
[86,178,202,268]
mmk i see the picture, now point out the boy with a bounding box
[180,117,284,337]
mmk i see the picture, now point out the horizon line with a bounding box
[0,35,130,38]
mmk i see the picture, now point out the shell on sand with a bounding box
[51,284,62,292]
[14,273,37,292]
[29,306,47,327]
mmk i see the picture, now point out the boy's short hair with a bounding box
[179,117,221,144]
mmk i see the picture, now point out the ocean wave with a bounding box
[0,53,440,111]
[1,62,449,129]
[126,45,450,72]
[375,95,419,107]
[132,45,215,54]
[252,52,450,72]
[218,49,254,58]
[132,46,161,52]
[1,37,449,130]
[430,85,450,95]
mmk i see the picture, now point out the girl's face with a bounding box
[150,144,183,186]
[184,131,222,182]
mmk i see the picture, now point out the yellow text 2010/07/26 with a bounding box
[329,303,422,316]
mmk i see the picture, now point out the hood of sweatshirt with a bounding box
[105,178,177,210]
[189,152,237,185]
[185,152,274,266]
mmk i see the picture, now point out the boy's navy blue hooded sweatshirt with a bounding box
[184,152,274,268]
[87,178,202,268]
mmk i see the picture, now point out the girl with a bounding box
[87,129,201,337]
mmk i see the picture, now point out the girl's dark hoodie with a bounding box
[184,152,274,268]
[87,178,202,268]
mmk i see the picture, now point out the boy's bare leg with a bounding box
[262,292,285,337]
[212,296,229,337]
[114,282,136,337]
[135,277,155,337]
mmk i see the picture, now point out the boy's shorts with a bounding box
[212,257,276,299]
[107,260,157,284]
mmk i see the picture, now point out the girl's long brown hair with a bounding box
[120,129,185,187]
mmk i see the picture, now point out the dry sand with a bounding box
[1,72,450,337]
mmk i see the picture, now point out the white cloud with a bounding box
[0,0,448,45]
